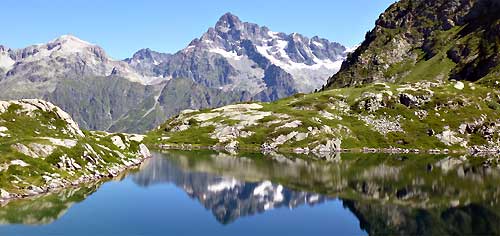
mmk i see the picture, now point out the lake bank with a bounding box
[154,143,495,156]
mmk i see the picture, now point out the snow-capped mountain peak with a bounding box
[127,13,349,97]
[50,34,94,47]
[43,34,99,57]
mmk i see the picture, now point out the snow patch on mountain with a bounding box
[255,43,342,92]
[0,51,15,71]
[209,48,242,60]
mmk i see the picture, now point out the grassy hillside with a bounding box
[0,99,150,200]
[147,80,500,153]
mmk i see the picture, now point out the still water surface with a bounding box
[0,151,499,235]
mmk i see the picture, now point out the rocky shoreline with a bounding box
[157,143,498,157]
[0,150,152,203]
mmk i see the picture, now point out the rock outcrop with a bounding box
[0,99,151,201]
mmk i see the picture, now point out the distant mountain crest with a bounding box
[1,34,165,85]
[127,12,347,98]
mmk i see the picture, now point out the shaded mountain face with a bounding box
[326,0,500,88]
[0,13,345,133]
[126,13,347,100]
[40,76,249,132]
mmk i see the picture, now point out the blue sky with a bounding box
[2,0,395,59]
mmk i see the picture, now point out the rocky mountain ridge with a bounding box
[326,0,500,88]
[126,13,347,99]
[0,35,163,86]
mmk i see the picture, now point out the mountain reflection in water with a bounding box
[1,150,500,235]
[132,152,333,224]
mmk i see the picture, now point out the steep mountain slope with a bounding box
[326,0,500,88]
[149,0,500,153]
[0,99,150,200]
[108,78,250,132]
[127,13,347,101]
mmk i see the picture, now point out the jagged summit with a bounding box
[215,12,243,31]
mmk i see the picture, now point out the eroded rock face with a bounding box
[10,160,29,167]
[277,120,302,129]
[0,126,8,137]
[359,115,404,135]
[42,138,78,148]
[0,189,10,199]
[454,81,465,90]
[139,144,151,158]
[27,143,57,158]
[357,92,386,113]
[211,126,252,143]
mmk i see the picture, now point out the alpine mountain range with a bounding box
[0,13,349,133]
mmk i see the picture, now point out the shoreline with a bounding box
[0,154,152,203]
[155,143,498,156]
